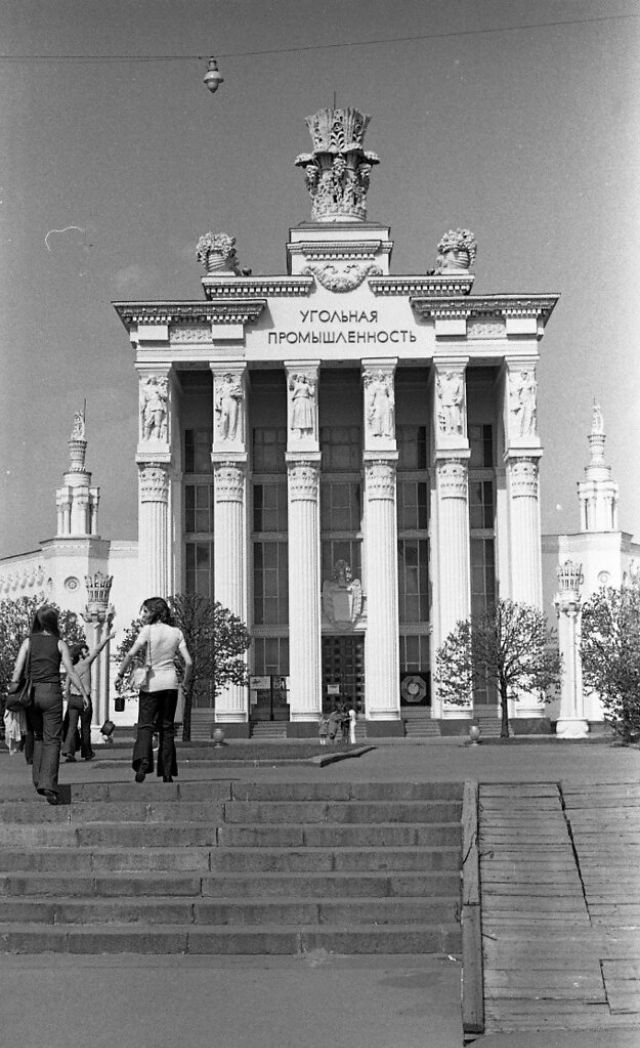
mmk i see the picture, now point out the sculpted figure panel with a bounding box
[140,377,168,442]
[365,371,394,439]
[288,373,316,438]
[436,372,464,434]
[215,373,244,442]
[509,370,537,437]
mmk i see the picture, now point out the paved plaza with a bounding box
[0,736,639,1048]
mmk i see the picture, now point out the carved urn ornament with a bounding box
[196,232,242,275]
[295,107,379,222]
[434,229,478,273]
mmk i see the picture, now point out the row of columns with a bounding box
[134,351,545,723]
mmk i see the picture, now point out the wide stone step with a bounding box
[0,781,232,803]
[0,870,460,899]
[222,800,462,824]
[209,845,461,873]
[0,843,460,875]
[230,782,463,802]
[0,801,223,824]
[0,847,214,874]
[218,822,461,848]
[0,895,460,926]
[0,823,218,848]
[0,922,462,955]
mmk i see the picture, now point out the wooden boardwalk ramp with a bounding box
[479,781,640,1034]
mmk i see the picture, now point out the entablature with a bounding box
[410,294,558,322]
[369,274,474,297]
[202,277,313,300]
[113,300,267,330]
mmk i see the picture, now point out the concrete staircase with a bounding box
[403,707,441,738]
[0,779,463,956]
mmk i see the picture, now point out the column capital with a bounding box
[287,458,320,502]
[213,461,245,502]
[507,455,540,498]
[436,457,469,499]
[138,461,170,503]
[364,457,397,500]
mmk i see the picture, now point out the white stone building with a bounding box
[108,106,559,737]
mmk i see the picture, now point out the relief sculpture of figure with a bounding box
[366,371,394,438]
[289,374,315,438]
[510,370,537,437]
[140,377,168,442]
[437,372,464,434]
[215,373,244,441]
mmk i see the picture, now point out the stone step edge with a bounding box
[0,922,462,954]
[0,820,462,831]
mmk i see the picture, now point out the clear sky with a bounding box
[1,0,639,558]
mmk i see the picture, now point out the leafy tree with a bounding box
[0,595,86,698]
[435,599,562,738]
[580,583,640,744]
[115,595,251,741]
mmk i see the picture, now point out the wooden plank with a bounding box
[462,780,484,1035]
[462,780,479,905]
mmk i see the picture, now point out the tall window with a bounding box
[468,423,496,703]
[397,425,430,683]
[184,429,214,597]
[251,451,289,675]
[320,425,362,585]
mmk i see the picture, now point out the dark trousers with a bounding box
[27,683,63,795]
[132,689,178,778]
[63,699,94,758]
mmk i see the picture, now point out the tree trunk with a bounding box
[181,683,193,742]
[499,680,510,738]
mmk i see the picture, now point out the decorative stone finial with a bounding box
[434,229,477,273]
[591,400,604,436]
[295,107,379,222]
[196,232,248,275]
[556,560,584,594]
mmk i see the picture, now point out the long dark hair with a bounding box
[31,605,60,637]
[142,596,172,625]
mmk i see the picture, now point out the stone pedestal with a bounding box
[286,457,322,721]
[213,462,248,723]
[363,457,400,722]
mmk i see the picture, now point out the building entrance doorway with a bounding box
[321,635,365,713]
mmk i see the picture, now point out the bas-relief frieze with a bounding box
[302,261,382,292]
[214,373,244,443]
[436,372,465,435]
[364,371,394,440]
[140,377,169,443]
[322,560,363,626]
[508,369,538,438]
[171,327,211,343]
[288,372,317,440]
[467,318,506,339]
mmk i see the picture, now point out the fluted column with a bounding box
[431,359,471,720]
[503,359,545,719]
[361,359,399,723]
[285,362,322,726]
[286,458,322,719]
[138,463,170,595]
[554,561,588,738]
[211,362,249,725]
[363,458,400,720]
[213,462,247,722]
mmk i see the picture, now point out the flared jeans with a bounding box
[27,682,63,796]
[131,689,178,779]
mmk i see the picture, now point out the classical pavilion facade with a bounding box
[114,107,558,737]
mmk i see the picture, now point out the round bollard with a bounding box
[212,727,226,747]
[469,724,481,746]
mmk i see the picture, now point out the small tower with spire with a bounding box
[55,408,100,537]
[577,401,618,533]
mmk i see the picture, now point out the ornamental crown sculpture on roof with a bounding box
[295,107,379,223]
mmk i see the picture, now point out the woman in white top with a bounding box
[116,597,192,784]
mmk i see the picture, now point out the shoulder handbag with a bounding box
[131,629,152,690]
[6,643,32,712]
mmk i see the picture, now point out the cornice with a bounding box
[288,240,392,261]
[202,276,313,300]
[113,300,266,329]
[410,293,559,320]
[369,274,475,297]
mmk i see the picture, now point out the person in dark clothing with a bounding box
[62,632,115,761]
[10,606,90,804]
